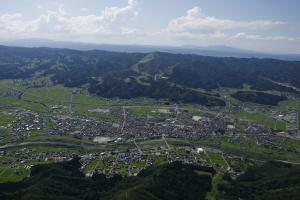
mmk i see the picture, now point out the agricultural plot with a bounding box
[237,111,287,131]
[0,167,29,183]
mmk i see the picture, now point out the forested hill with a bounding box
[0,45,300,106]
[0,157,299,200]
[0,157,215,200]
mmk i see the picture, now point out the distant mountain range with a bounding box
[2,38,300,61]
[0,45,300,106]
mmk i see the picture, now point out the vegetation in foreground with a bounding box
[0,157,299,200]
[0,157,214,200]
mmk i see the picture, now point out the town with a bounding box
[0,96,299,181]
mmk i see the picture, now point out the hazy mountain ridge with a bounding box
[3,39,300,61]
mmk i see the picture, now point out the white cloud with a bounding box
[0,13,38,33]
[166,7,284,33]
[231,32,295,41]
[0,2,298,53]
[162,6,298,45]
[120,27,143,35]
[0,0,139,37]
[101,0,138,22]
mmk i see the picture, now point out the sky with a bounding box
[0,0,300,53]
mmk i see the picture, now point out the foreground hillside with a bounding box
[0,158,299,200]
[0,45,300,106]
[0,158,215,200]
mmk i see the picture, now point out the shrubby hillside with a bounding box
[1,45,300,105]
[218,161,300,200]
[0,158,299,200]
[0,158,215,200]
[231,91,288,106]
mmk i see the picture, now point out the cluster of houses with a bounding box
[80,146,214,178]
[1,103,299,180]
[3,106,229,143]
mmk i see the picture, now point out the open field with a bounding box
[236,111,287,131]
[0,167,29,183]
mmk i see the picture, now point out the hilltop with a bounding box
[0,45,300,106]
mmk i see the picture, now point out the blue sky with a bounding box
[0,0,299,53]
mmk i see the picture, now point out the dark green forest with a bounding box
[231,91,288,106]
[0,157,215,200]
[218,161,300,200]
[1,45,300,106]
[0,158,299,200]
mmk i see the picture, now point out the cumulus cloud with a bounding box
[166,7,284,33]
[101,0,138,22]
[0,2,298,52]
[120,27,144,35]
[231,32,295,41]
[0,13,37,33]
[162,6,298,45]
[0,0,139,37]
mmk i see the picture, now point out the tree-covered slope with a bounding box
[1,45,300,105]
[231,91,288,106]
[0,158,299,200]
[218,161,300,200]
[0,158,215,200]
[105,162,215,200]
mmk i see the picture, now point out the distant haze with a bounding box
[2,38,300,61]
[0,0,299,53]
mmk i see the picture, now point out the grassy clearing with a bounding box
[0,167,29,183]
[84,160,106,174]
[131,161,146,168]
[72,104,118,121]
[0,79,195,120]
[237,111,287,131]
[131,107,153,116]
[25,85,117,110]
[271,138,300,149]
[196,153,209,162]
[279,98,300,128]
[194,137,300,163]
[0,96,47,113]
[0,80,118,112]
[220,140,300,162]
[154,156,167,165]
[279,98,300,110]
[0,157,52,183]
[0,113,15,126]
[0,129,15,144]
[207,152,227,168]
